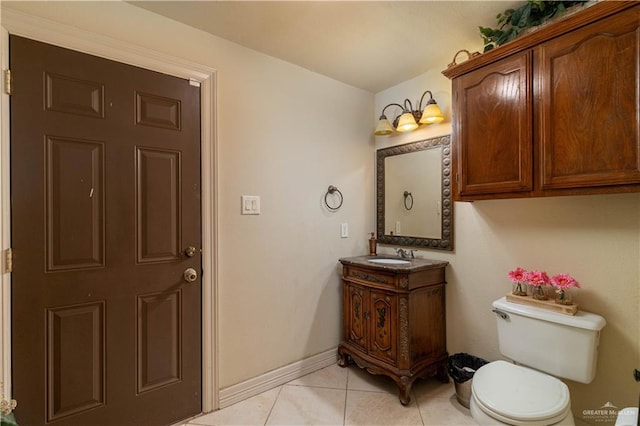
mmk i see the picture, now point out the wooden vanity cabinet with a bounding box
[445,3,640,201]
[337,257,448,405]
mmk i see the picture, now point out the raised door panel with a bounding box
[135,147,182,264]
[136,290,182,393]
[44,72,105,118]
[45,136,105,271]
[46,302,105,422]
[536,8,640,189]
[368,290,397,366]
[344,284,368,352]
[454,51,533,197]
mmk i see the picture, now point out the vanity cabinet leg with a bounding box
[337,346,350,367]
[398,376,413,406]
[436,361,449,383]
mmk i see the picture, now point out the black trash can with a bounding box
[447,353,489,408]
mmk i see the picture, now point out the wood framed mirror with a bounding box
[376,134,453,250]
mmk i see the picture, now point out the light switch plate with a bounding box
[241,195,260,215]
[341,223,349,238]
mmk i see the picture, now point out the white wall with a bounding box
[2,1,375,391]
[375,67,640,422]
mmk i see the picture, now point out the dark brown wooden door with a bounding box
[453,51,533,197]
[535,8,640,190]
[10,36,202,425]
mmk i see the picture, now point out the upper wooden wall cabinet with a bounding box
[443,3,640,201]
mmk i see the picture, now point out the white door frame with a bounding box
[0,8,219,413]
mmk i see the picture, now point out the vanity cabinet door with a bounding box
[368,289,397,366]
[536,8,640,190]
[344,283,368,353]
[453,51,533,198]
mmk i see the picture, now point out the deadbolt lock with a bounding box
[183,268,198,283]
[184,246,197,257]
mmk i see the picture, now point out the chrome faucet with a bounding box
[395,248,415,259]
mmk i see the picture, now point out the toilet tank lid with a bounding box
[493,297,606,331]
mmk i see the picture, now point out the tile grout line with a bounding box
[343,368,350,426]
[414,389,426,426]
[287,382,393,394]
[263,385,284,425]
[286,383,350,391]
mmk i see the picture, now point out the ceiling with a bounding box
[130,1,522,93]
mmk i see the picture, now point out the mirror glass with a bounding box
[376,135,453,250]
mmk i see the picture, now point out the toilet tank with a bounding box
[492,297,606,383]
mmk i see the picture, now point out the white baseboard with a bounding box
[218,347,338,409]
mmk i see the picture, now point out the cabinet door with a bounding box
[536,8,640,189]
[344,283,368,352]
[368,289,397,366]
[454,51,533,196]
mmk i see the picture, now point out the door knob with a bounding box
[183,268,198,283]
[184,246,197,257]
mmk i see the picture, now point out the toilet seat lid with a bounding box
[472,361,570,423]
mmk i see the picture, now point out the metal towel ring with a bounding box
[324,185,343,211]
[403,191,413,210]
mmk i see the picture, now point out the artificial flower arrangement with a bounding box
[508,267,580,305]
[550,273,581,305]
[507,267,528,296]
[527,270,551,300]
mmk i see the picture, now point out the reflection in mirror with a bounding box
[385,148,441,239]
[376,135,453,250]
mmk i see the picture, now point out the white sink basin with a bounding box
[368,258,411,265]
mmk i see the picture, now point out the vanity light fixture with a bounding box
[374,90,444,136]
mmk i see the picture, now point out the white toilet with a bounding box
[470,296,606,426]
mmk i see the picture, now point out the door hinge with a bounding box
[4,69,11,95]
[5,248,12,273]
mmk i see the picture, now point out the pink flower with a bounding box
[508,267,528,284]
[551,273,580,290]
[526,270,550,287]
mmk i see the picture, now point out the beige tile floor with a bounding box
[185,364,475,426]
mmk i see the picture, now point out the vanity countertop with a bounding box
[339,255,448,273]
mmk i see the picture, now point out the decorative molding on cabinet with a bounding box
[399,297,409,362]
